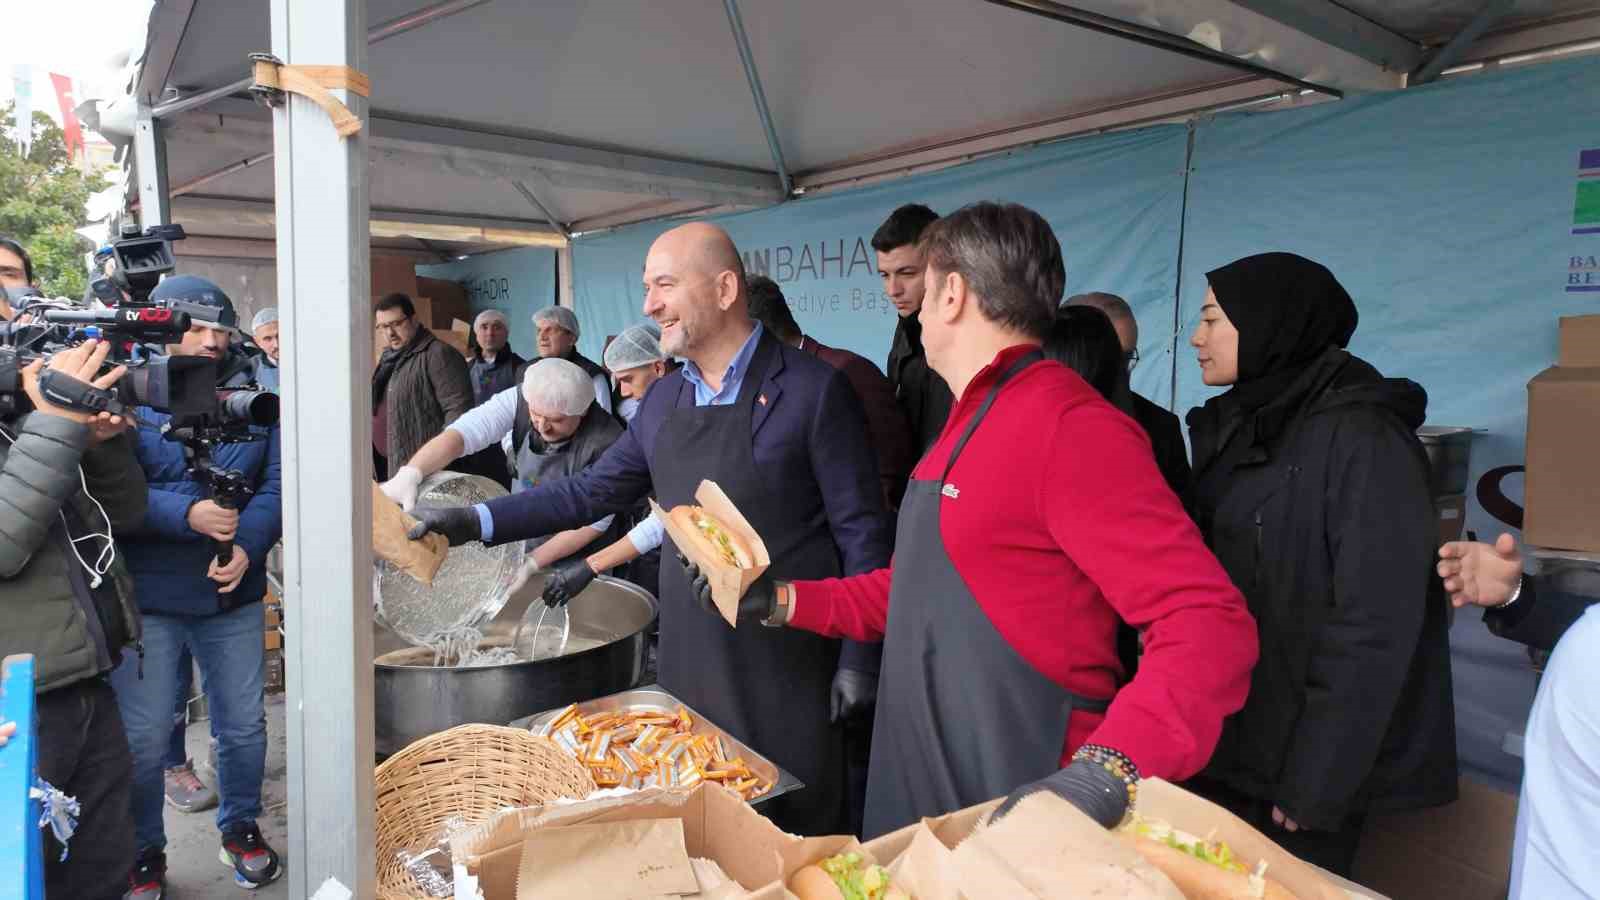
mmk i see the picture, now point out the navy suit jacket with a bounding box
[484,331,893,669]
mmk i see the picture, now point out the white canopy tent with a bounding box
[115,1,1600,894]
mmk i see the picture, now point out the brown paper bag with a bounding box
[514,819,697,900]
[884,823,962,900]
[371,483,447,584]
[951,793,1185,899]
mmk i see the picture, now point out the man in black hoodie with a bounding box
[876,205,953,454]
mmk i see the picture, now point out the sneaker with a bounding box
[126,848,166,899]
[219,822,282,889]
[164,759,218,813]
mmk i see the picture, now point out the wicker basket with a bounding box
[375,723,598,900]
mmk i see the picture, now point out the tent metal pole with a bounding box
[1411,0,1516,84]
[513,178,572,240]
[133,103,171,228]
[978,0,1343,98]
[155,0,493,119]
[269,0,376,893]
[722,0,794,197]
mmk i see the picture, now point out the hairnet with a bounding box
[522,357,593,416]
[474,309,508,329]
[603,322,665,372]
[532,306,580,339]
[251,307,279,332]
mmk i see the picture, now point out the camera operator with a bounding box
[0,336,146,900]
[110,276,284,896]
[1,234,35,318]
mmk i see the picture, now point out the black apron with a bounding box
[862,351,1112,838]
[652,335,850,836]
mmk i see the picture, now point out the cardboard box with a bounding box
[429,327,471,359]
[1437,493,1468,545]
[263,630,281,651]
[371,253,417,302]
[652,482,771,627]
[413,294,472,330]
[417,275,469,308]
[1558,314,1600,366]
[1523,365,1600,551]
[453,784,797,900]
[1353,778,1517,900]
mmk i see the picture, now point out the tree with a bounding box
[1,102,110,299]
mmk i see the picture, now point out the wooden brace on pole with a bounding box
[249,53,370,138]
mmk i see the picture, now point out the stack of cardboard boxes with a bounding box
[371,254,474,361]
[1524,314,1600,553]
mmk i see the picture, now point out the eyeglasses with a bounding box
[375,318,411,333]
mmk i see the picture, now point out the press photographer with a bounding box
[0,249,147,900]
[110,275,284,895]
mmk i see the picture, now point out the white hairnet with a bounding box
[473,309,508,329]
[532,306,580,339]
[522,357,593,416]
[251,307,279,331]
[604,322,665,372]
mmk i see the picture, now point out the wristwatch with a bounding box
[762,583,790,628]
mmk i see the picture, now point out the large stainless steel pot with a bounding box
[373,573,656,757]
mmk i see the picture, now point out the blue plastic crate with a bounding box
[0,654,43,900]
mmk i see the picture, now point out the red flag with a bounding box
[48,73,83,159]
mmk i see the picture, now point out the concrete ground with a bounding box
[162,692,289,898]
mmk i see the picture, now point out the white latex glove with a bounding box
[506,555,542,597]
[380,465,424,513]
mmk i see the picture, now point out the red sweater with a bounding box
[789,345,1258,780]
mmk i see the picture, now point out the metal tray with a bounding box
[512,684,803,806]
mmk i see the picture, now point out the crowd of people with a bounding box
[0,190,1595,899]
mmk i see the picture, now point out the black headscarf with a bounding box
[1205,252,1358,412]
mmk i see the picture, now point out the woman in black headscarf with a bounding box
[1184,252,1457,876]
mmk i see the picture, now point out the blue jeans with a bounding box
[164,646,193,769]
[113,603,267,851]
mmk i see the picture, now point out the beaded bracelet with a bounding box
[1073,743,1141,808]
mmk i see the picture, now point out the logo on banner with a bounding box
[742,236,901,320]
[1568,148,1599,293]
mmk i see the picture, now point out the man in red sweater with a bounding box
[685,202,1259,838]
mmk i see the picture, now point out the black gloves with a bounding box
[679,554,777,626]
[406,505,482,546]
[542,555,598,608]
[829,668,878,725]
[993,758,1132,829]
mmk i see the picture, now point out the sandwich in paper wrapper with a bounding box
[652,480,770,627]
[771,779,1389,900]
[444,768,1389,899]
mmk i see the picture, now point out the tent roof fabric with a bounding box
[134,0,1600,249]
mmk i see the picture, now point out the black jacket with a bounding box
[1485,576,1595,653]
[1186,349,1457,830]
[1130,391,1191,498]
[886,316,953,455]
